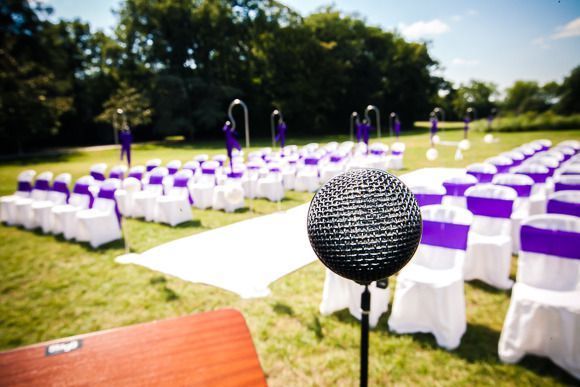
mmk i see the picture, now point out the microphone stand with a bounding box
[360,285,370,387]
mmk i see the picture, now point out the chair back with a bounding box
[466,163,497,183]
[369,142,389,156]
[531,139,551,151]
[517,214,580,291]
[47,173,71,204]
[558,164,580,176]
[145,159,162,172]
[513,164,550,184]
[547,191,580,217]
[484,156,514,173]
[442,174,477,197]
[90,163,108,182]
[166,160,182,175]
[556,140,579,152]
[412,204,473,270]
[109,165,128,180]
[500,151,525,168]
[127,165,145,181]
[391,142,406,156]
[492,173,534,198]
[553,174,580,192]
[410,185,445,207]
[69,176,95,209]
[465,184,516,236]
[31,171,53,200]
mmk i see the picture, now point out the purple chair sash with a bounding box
[562,170,580,176]
[149,175,164,185]
[128,171,143,180]
[167,167,179,175]
[467,196,513,218]
[492,164,513,174]
[146,165,157,172]
[52,181,70,202]
[414,193,443,207]
[516,172,549,183]
[227,171,244,178]
[443,182,475,196]
[110,171,124,179]
[97,188,121,223]
[269,167,281,173]
[304,157,320,166]
[547,200,580,217]
[90,171,105,181]
[370,149,386,156]
[555,182,580,192]
[392,150,403,156]
[73,183,94,208]
[520,225,579,259]
[34,179,50,191]
[467,171,494,183]
[17,181,32,193]
[202,168,216,175]
[421,220,470,250]
[496,183,532,197]
[173,177,193,204]
[247,165,261,171]
[330,154,343,163]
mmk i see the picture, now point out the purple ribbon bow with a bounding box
[119,130,132,166]
[73,183,94,208]
[97,187,121,223]
[276,122,287,148]
[52,181,70,203]
[223,123,241,170]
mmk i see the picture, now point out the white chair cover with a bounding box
[127,165,145,182]
[466,163,497,183]
[191,161,218,209]
[256,164,284,202]
[294,156,320,192]
[319,269,390,328]
[441,174,478,208]
[132,167,168,220]
[76,180,122,248]
[512,164,551,215]
[109,165,128,180]
[367,143,389,170]
[464,184,517,289]
[15,171,54,229]
[155,170,193,226]
[51,176,95,239]
[388,142,406,170]
[546,190,580,218]
[166,159,182,175]
[557,140,580,151]
[498,214,580,378]
[389,205,473,350]
[115,177,142,218]
[145,158,162,173]
[89,163,108,185]
[319,154,346,185]
[410,185,446,207]
[1,170,37,225]
[212,180,245,213]
[32,173,71,233]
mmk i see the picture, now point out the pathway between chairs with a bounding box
[117,203,317,298]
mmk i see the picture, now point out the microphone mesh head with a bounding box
[307,168,422,284]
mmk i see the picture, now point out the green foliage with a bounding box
[555,65,580,114]
[470,111,580,132]
[503,80,553,113]
[96,82,152,129]
[451,80,499,120]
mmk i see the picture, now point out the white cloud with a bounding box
[552,17,580,39]
[400,19,450,39]
[451,58,479,66]
[532,36,550,49]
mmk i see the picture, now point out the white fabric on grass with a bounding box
[117,204,317,298]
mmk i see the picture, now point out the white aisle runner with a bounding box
[117,204,317,298]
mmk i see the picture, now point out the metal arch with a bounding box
[365,105,381,138]
[228,99,250,149]
[389,112,399,138]
[270,108,283,149]
[350,111,360,141]
[433,107,446,122]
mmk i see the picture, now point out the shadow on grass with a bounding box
[466,279,511,295]
[327,308,577,384]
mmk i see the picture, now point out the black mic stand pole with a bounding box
[360,284,370,387]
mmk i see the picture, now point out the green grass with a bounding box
[1,129,579,385]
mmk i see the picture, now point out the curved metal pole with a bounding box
[433,107,445,122]
[228,99,250,150]
[270,109,283,149]
[350,112,359,141]
[365,105,381,138]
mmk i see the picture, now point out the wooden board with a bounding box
[0,309,266,386]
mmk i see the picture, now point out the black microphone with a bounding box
[307,168,422,387]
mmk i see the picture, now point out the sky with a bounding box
[46,0,580,91]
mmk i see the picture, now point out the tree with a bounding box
[452,80,498,119]
[555,65,580,114]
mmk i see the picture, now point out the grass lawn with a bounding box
[1,128,579,385]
